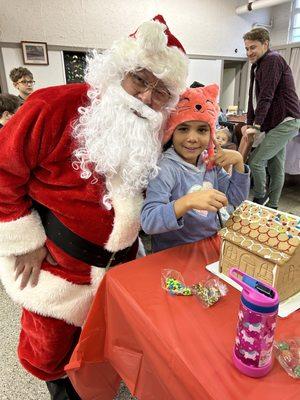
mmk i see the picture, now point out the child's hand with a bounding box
[174,189,228,218]
[187,189,228,212]
[213,140,244,173]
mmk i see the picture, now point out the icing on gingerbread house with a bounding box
[219,201,300,302]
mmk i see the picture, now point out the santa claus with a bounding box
[0,15,188,399]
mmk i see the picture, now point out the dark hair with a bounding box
[0,94,21,117]
[9,67,33,83]
[190,81,205,88]
[243,28,270,44]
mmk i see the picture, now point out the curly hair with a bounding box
[9,67,33,83]
[243,28,270,44]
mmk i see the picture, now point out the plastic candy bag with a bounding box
[192,277,228,308]
[161,269,192,296]
[274,338,300,378]
[161,269,227,307]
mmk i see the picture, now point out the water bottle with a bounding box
[229,267,279,378]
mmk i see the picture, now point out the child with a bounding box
[215,127,232,147]
[141,84,250,252]
[9,67,35,104]
[215,127,234,174]
[0,93,20,128]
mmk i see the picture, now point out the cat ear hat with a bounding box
[163,84,220,154]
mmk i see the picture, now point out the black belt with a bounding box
[33,202,137,268]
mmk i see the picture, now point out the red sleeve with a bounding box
[0,98,53,255]
[0,98,52,221]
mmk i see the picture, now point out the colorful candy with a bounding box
[274,338,300,378]
[162,269,227,307]
[165,278,192,296]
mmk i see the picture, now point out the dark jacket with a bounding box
[247,49,300,133]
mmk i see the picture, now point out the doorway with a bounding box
[220,60,248,114]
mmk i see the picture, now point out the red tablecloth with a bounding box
[66,236,299,400]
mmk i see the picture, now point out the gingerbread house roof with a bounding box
[219,201,300,266]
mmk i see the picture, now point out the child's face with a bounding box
[14,75,35,98]
[172,120,210,165]
[216,130,228,146]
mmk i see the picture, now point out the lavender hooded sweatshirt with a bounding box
[141,148,250,252]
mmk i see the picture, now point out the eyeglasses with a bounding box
[128,72,171,105]
[17,80,35,86]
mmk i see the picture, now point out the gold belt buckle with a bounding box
[105,251,116,269]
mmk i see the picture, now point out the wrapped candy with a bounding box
[161,269,227,307]
[274,338,300,378]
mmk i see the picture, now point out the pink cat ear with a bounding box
[204,84,219,100]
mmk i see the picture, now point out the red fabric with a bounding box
[66,235,299,400]
[19,309,81,381]
[153,15,186,54]
[0,83,139,381]
[0,83,115,283]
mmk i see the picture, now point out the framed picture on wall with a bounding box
[21,41,49,65]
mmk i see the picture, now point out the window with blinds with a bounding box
[289,0,300,43]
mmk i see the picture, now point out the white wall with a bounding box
[220,68,236,111]
[187,58,222,88]
[2,47,223,94]
[0,0,270,57]
[2,47,66,93]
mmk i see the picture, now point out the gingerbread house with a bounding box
[219,201,300,302]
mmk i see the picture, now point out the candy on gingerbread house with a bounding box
[219,201,300,302]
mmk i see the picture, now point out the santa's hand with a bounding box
[14,246,57,290]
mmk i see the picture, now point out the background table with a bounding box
[66,236,299,400]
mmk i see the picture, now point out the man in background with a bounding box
[243,28,300,209]
[0,15,188,399]
[0,93,20,128]
[9,66,35,104]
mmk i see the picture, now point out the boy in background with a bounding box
[9,67,35,104]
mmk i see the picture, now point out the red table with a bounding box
[66,236,299,400]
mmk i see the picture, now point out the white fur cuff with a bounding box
[105,193,143,252]
[0,258,105,327]
[0,211,46,257]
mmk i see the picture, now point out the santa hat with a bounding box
[163,84,220,152]
[109,15,189,96]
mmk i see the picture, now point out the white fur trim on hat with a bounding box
[0,257,105,327]
[0,211,46,257]
[110,19,188,95]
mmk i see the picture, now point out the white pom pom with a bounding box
[135,20,167,54]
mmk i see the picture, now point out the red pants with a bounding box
[18,309,81,381]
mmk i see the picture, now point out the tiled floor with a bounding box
[1,179,299,400]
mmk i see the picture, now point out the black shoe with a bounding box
[252,194,269,206]
[266,204,278,210]
[46,377,81,400]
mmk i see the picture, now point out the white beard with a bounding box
[73,84,164,207]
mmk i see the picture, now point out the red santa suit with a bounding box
[0,83,140,380]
